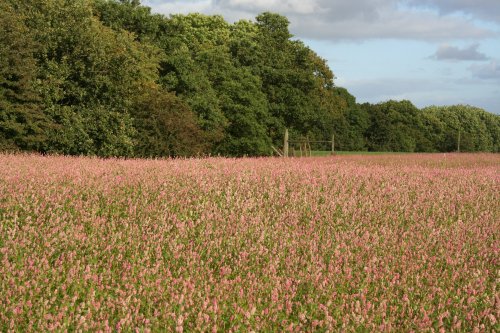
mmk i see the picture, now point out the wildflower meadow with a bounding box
[0,153,498,332]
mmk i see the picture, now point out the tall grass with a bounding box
[1,153,498,331]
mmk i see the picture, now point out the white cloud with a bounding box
[143,0,498,41]
[431,43,489,61]
[145,0,212,15]
[218,0,321,15]
[469,60,500,80]
[404,0,500,24]
[291,8,493,41]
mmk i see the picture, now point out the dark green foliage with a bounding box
[45,105,135,156]
[13,0,160,156]
[213,66,272,156]
[132,89,208,157]
[93,0,162,41]
[355,102,500,153]
[153,14,230,148]
[422,105,500,152]
[1,0,498,156]
[319,87,369,152]
[0,1,51,151]
[251,13,336,146]
[364,100,422,152]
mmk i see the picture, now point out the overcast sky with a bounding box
[143,0,500,114]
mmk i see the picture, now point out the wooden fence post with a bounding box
[284,128,289,158]
[331,133,335,155]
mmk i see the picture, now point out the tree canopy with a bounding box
[1,0,498,156]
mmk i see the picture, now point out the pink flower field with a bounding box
[0,153,498,332]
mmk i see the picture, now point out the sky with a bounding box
[142,0,500,114]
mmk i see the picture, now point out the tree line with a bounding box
[1,0,499,157]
